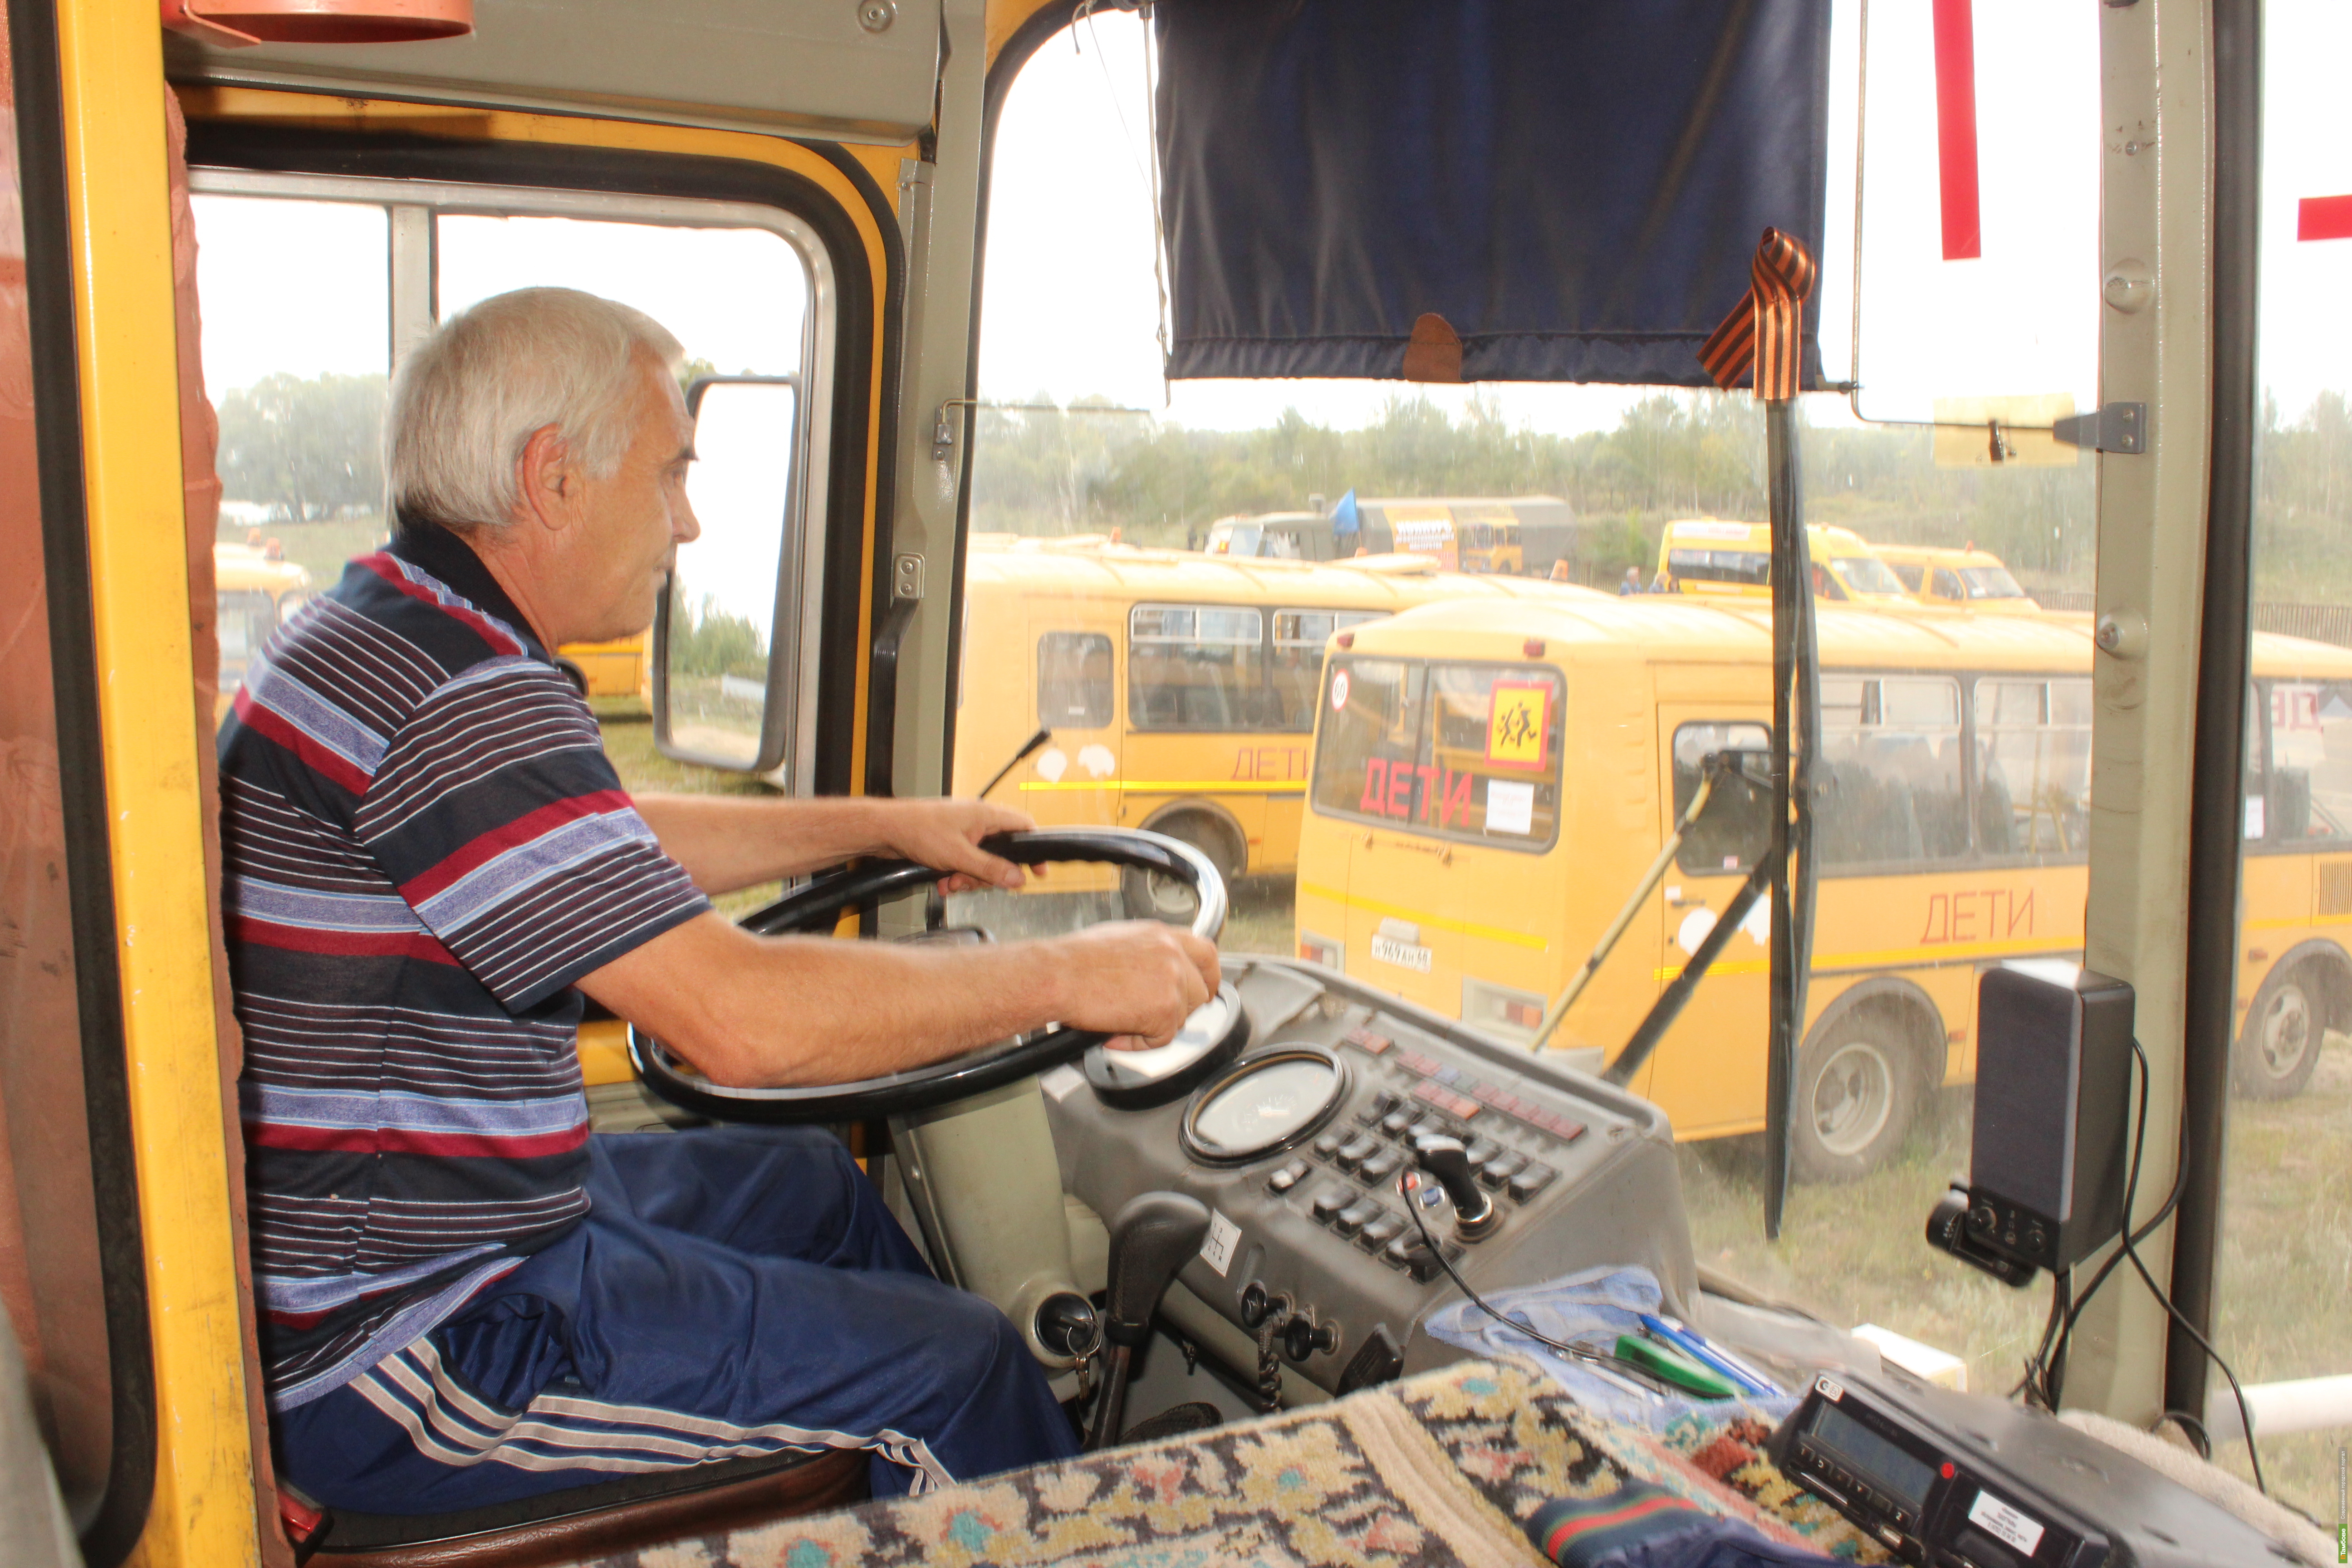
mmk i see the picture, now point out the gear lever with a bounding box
[1411,1134,1500,1241]
[1084,1191,1210,1450]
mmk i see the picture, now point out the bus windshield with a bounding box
[1958,565,2028,600]
[1831,556,1908,597]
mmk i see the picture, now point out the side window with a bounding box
[1887,562,1925,593]
[191,175,833,781]
[1668,548,1769,587]
[1817,674,1967,867]
[1127,603,1264,731]
[1931,568,1965,600]
[1268,609,1383,734]
[2264,681,2351,843]
[1037,632,1112,729]
[1309,658,1564,852]
[1975,678,2092,857]
[1672,721,1774,874]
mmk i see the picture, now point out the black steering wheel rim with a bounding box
[627,827,1225,1123]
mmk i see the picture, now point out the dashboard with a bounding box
[1040,956,1696,1396]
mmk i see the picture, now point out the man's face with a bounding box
[569,355,700,641]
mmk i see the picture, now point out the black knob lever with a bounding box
[1411,1135,1499,1241]
[1087,1191,1211,1450]
[1282,1313,1339,1362]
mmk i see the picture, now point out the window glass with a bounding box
[191,193,389,612]
[1265,610,1383,734]
[1038,631,1113,729]
[1669,548,1771,588]
[1127,604,1264,731]
[1886,561,1924,593]
[1975,678,2092,857]
[2216,0,2352,1509]
[1816,676,1967,866]
[1672,722,1775,874]
[1833,555,1906,597]
[1310,658,1563,851]
[1958,565,2026,600]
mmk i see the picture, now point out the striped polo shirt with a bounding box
[220,524,709,1409]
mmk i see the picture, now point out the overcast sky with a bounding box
[195,0,2347,435]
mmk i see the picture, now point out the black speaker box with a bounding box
[1964,966,2134,1274]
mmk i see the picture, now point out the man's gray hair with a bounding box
[387,287,685,533]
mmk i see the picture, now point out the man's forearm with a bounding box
[632,794,886,893]
[582,916,1070,1086]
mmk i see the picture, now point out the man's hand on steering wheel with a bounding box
[869,798,1040,894]
[1050,921,1222,1051]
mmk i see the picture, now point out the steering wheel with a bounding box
[627,826,1227,1123]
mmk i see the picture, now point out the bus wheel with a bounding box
[1792,1016,1919,1183]
[1123,814,1239,921]
[2234,963,2325,1100]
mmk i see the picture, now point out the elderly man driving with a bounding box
[220,287,1220,1512]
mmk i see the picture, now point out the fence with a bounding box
[2031,591,2352,651]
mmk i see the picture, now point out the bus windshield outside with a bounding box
[957,0,2346,1510]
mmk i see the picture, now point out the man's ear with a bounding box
[513,423,578,533]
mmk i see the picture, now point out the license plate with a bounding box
[1370,933,1433,973]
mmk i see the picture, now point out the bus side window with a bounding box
[1932,568,1966,601]
[1817,675,1967,866]
[1268,610,1384,732]
[1128,603,1263,730]
[1037,631,1112,729]
[1975,678,2093,857]
[1888,562,1925,593]
[1671,722,1773,873]
[2266,681,2350,841]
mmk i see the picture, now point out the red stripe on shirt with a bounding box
[1544,1495,1690,1558]
[397,788,637,903]
[357,551,527,657]
[246,1120,590,1160]
[233,688,375,795]
[230,916,462,965]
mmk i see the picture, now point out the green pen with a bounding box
[1614,1333,1740,1400]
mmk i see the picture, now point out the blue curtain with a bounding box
[1155,0,1833,386]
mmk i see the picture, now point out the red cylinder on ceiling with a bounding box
[163,0,473,47]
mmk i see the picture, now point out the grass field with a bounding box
[595,717,2349,1522]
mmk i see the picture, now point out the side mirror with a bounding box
[655,376,807,777]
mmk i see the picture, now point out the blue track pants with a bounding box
[273,1126,1079,1510]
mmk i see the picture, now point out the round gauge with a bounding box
[1084,983,1250,1109]
[1181,1045,1349,1166]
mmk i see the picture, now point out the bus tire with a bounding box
[1792,1003,1926,1184]
[2233,956,2333,1100]
[1122,810,1242,921]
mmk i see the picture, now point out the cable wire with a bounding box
[1395,1172,1666,1389]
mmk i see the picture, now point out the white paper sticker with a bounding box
[2245,793,2266,838]
[1039,1063,1085,1102]
[1200,1210,1241,1277]
[1330,669,1351,710]
[1485,779,1535,835]
[1967,1491,2046,1555]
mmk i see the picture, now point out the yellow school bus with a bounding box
[557,630,653,699]
[1870,544,2043,614]
[210,541,309,718]
[951,535,1606,897]
[1295,595,2352,1177]
[1654,519,1911,605]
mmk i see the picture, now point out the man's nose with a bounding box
[674,493,701,546]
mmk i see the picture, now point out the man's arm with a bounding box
[578,911,1221,1087]
[630,794,1035,896]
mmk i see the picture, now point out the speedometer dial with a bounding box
[1181,1046,1348,1165]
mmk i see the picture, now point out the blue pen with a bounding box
[1639,1313,1779,1397]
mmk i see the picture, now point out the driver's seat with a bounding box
[285,1445,866,1567]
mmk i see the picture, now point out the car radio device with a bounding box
[1770,1367,2292,1567]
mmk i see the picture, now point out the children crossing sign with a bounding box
[1487,681,1550,768]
